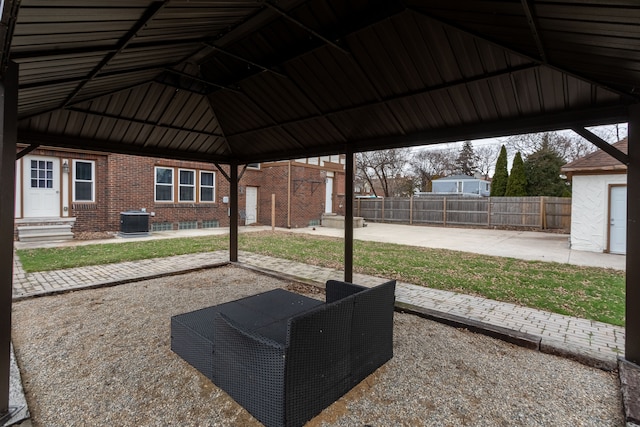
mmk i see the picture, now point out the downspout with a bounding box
[287,160,291,228]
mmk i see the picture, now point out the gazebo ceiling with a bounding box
[2,0,639,163]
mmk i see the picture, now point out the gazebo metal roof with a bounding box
[2,0,638,163]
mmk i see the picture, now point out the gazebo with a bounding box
[1,0,639,419]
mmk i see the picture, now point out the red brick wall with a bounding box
[106,154,241,232]
[16,148,345,233]
[72,152,109,232]
[15,148,111,233]
[251,162,345,228]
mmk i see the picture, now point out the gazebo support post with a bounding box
[0,62,18,419]
[627,104,640,364]
[344,147,354,283]
[230,162,239,263]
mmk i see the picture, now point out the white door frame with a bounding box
[22,155,61,218]
[245,186,258,225]
[608,184,627,254]
[325,175,333,213]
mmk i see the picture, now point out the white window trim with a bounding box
[178,168,196,202]
[199,170,216,203]
[155,166,174,202]
[72,159,95,202]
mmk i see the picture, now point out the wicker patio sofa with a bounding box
[170,279,396,427]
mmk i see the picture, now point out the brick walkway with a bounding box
[12,250,625,369]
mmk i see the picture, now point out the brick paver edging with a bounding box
[12,250,624,371]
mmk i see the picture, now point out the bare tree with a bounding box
[506,131,596,163]
[356,148,414,197]
[586,123,628,144]
[475,145,500,179]
[410,147,456,192]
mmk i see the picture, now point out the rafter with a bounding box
[66,81,153,108]
[202,43,288,78]
[19,63,174,91]
[65,107,224,138]
[162,68,242,94]
[60,1,169,108]
[198,2,406,92]
[262,1,351,55]
[153,78,213,95]
[227,63,539,139]
[10,37,210,61]
[521,0,547,63]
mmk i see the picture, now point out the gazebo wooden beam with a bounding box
[626,104,640,364]
[0,61,18,420]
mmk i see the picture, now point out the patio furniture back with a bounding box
[171,279,396,427]
[285,279,395,427]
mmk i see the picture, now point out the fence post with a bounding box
[409,195,413,225]
[357,197,361,217]
[487,197,491,227]
[540,196,547,229]
[443,196,447,226]
[381,197,385,223]
[271,194,276,231]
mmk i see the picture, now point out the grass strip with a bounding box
[16,231,625,326]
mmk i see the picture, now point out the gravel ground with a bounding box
[11,266,624,426]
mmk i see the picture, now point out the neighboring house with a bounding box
[561,139,627,255]
[429,174,491,196]
[14,147,345,240]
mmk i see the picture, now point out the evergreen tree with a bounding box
[524,145,569,196]
[490,145,508,196]
[505,152,527,196]
[455,141,478,176]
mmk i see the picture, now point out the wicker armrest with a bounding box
[325,279,368,303]
[212,314,286,427]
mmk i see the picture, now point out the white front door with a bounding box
[23,156,61,218]
[609,185,626,255]
[325,177,333,213]
[245,186,258,225]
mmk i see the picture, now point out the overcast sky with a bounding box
[416,123,628,153]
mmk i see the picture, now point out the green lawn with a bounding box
[16,231,625,326]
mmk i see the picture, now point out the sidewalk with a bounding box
[12,227,625,369]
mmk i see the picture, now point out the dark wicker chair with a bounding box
[171,279,396,427]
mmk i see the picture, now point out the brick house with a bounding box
[14,147,345,240]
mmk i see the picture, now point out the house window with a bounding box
[155,167,173,202]
[200,171,215,202]
[73,160,95,201]
[30,160,53,188]
[179,169,195,202]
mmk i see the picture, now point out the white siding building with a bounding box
[561,139,627,254]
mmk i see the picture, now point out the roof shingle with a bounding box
[561,139,627,175]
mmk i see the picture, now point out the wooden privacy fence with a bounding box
[355,196,571,231]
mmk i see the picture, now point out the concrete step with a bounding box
[321,214,365,229]
[17,224,74,242]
